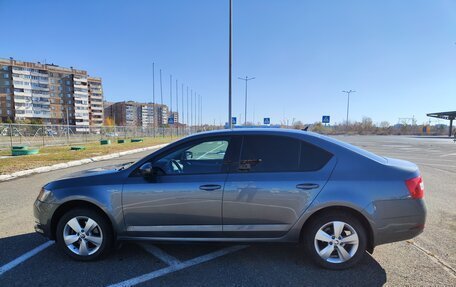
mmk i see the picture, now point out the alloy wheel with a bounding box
[63,216,103,256]
[314,221,359,264]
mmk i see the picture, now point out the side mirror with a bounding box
[139,162,153,177]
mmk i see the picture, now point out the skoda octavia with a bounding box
[34,129,426,269]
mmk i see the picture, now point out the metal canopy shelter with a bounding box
[427,111,456,137]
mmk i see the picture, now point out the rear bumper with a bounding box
[33,200,58,239]
[365,198,426,246]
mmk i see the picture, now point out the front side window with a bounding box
[153,138,230,175]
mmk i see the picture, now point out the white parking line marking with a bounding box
[0,241,53,276]
[108,245,248,287]
[139,244,181,266]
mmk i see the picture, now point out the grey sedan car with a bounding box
[34,129,426,269]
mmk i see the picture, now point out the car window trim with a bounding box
[230,135,333,174]
[128,135,234,177]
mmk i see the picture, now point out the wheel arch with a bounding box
[300,205,375,253]
[50,200,115,241]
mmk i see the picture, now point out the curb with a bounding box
[0,143,169,182]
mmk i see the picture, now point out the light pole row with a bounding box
[151,62,203,133]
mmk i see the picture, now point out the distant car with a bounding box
[105,132,119,137]
[34,129,426,269]
[46,130,58,136]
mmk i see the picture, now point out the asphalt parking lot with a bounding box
[0,135,455,286]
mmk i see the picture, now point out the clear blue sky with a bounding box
[1,0,455,125]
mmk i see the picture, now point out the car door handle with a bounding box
[296,183,320,190]
[199,184,222,191]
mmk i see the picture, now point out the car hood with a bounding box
[59,165,122,180]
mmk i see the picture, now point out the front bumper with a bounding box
[33,200,58,239]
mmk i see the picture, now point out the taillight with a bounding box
[405,176,424,199]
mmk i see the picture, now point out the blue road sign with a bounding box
[231,117,237,125]
[168,117,174,124]
[322,115,330,124]
[264,117,271,125]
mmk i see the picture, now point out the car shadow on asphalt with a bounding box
[153,243,388,287]
[1,233,387,287]
[0,232,168,286]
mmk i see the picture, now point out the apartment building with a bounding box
[141,104,154,128]
[157,105,169,125]
[0,58,104,126]
[104,101,171,127]
[103,101,139,126]
[88,77,103,126]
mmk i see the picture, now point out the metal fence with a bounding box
[0,124,203,150]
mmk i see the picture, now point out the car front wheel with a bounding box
[305,212,367,270]
[56,208,112,261]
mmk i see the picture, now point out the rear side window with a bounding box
[238,135,333,173]
[239,135,300,172]
[300,142,333,171]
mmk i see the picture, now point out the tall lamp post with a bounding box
[152,62,155,137]
[342,90,356,130]
[228,0,232,129]
[238,76,255,125]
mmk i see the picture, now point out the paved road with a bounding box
[0,136,455,286]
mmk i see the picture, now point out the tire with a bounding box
[56,208,113,261]
[304,211,367,270]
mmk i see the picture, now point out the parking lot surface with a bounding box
[0,135,455,286]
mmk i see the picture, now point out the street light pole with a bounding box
[152,62,155,137]
[342,90,356,130]
[198,94,201,128]
[200,94,203,128]
[169,75,173,138]
[238,76,255,125]
[186,86,189,130]
[160,69,164,137]
[228,0,233,129]
[195,92,197,129]
[190,89,193,129]
[176,79,179,136]
[181,83,184,132]
[169,75,173,113]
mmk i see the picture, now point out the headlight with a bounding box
[37,188,52,202]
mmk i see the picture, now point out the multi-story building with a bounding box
[157,105,169,125]
[141,104,154,128]
[88,77,103,126]
[104,100,171,127]
[0,58,104,126]
[104,101,140,126]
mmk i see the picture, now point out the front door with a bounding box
[122,136,235,237]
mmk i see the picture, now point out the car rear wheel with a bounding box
[305,212,367,269]
[56,208,112,261]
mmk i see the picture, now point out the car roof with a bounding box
[185,128,386,163]
[189,128,319,138]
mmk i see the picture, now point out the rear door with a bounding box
[222,135,336,237]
